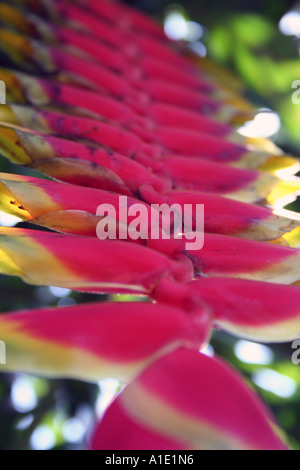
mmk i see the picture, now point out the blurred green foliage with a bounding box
[207,12,300,149]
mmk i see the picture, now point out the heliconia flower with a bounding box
[141,102,283,153]
[135,57,215,92]
[0,124,169,193]
[0,303,210,381]
[29,158,136,195]
[191,57,258,119]
[0,122,278,202]
[0,172,188,240]
[29,0,167,43]
[0,227,192,293]
[152,127,297,171]
[159,155,279,202]
[140,186,300,241]
[0,104,295,173]
[156,155,300,205]
[81,0,167,40]
[0,67,254,129]
[0,4,128,72]
[0,172,154,233]
[52,0,255,131]
[43,0,194,67]
[47,1,125,49]
[0,27,256,118]
[148,233,300,284]
[0,71,189,136]
[0,28,132,97]
[0,4,216,92]
[0,110,155,159]
[138,78,245,114]
[0,107,292,176]
[190,277,300,343]
[1,121,298,205]
[1,170,298,242]
[90,348,287,450]
[0,170,299,247]
[142,102,238,136]
[0,101,254,160]
[0,68,135,124]
[1,0,300,451]
[1,224,292,290]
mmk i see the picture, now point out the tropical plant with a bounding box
[0,0,299,450]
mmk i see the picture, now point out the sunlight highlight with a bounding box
[96,378,120,417]
[164,10,204,42]
[164,11,188,40]
[201,344,214,357]
[279,11,300,37]
[273,207,300,221]
[238,110,281,138]
[0,211,21,227]
[275,162,300,179]
[63,418,86,443]
[30,425,56,450]
[234,340,274,365]
[272,194,298,211]
[253,369,297,398]
[188,42,207,57]
[49,286,71,298]
[11,376,37,413]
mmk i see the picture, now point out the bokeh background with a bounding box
[0,0,300,450]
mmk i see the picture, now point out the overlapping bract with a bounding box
[90,349,286,450]
[0,0,298,450]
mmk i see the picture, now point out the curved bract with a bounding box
[0,0,298,450]
[90,349,286,450]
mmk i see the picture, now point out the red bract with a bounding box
[90,349,286,450]
[0,0,298,450]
